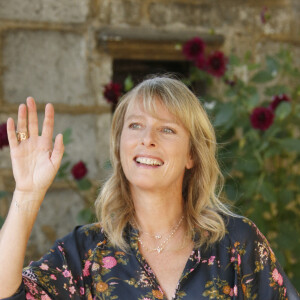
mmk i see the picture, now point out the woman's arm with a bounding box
[0,98,64,298]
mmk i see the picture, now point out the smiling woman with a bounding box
[0,76,299,300]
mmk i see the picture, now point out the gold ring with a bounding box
[16,131,29,142]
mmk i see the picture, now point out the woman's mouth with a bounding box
[134,156,164,166]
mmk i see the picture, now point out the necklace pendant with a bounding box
[156,247,162,254]
[155,235,162,239]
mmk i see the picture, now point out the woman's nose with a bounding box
[141,128,156,147]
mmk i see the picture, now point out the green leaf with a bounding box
[266,55,280,74]
[76,178,92,190]
[247,63,261,71]
[0,191,7,198]
[278,139,300,152]
[264,85,288,97]
[275,102,291,120]
[244,50,252,62]
[251,70,274,83]
[264,147,282,158]
[213,103,235,127]
[103,160,112,170]
[247,90,260,109]
[63,128,72,145]
[124,75,134,92]
[77,208,95,224]
[276,222,295,250]
[259,181,276,202]
[235,157,260,173]
[56,161,71,178]
[229,54,240,66]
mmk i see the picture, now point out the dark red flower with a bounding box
[195,55,207,71]
[182,37,206,61]
[103,82,122,105]
[269,94,290,111]
[0,123,9,149]
[260,7,271,24]
[206,51,228,77]
[71,161,88,180]
[250,107,274,130]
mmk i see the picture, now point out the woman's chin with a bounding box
[129,180,166,192]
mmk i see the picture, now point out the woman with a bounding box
[0,76,299,299]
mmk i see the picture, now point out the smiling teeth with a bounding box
[135,157,163,166]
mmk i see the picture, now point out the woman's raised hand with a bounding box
[6,97,64,195]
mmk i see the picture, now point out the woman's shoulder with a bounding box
[58,222,108,254]
[222,214,269,246]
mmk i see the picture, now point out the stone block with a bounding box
[90,52,113,106]
[0,0,89,23]
[50,113,108,180]
[28,189,85,258]
[148,2,238,28]
[148,2,293,37]
[101,0,143,25]
[3,30,95,105]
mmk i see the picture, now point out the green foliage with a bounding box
[124,75,134,92]
[191,48,300,289]
[76,178,92,190]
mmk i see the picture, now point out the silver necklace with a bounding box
[138,216,184,254]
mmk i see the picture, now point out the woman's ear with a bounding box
[186,154,194,170]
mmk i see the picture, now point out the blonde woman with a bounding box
[0,77,298,300]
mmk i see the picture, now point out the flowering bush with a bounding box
[182,37,300,288]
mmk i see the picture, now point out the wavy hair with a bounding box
[95,75,234,251]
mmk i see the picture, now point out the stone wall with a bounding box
[0,0,299,261]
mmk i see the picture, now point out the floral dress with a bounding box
[3,216,299,300]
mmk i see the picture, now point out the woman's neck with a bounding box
[131,187,185,235]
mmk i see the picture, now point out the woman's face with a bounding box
[120,98,193,193]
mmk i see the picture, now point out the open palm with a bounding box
[7,97,64,194]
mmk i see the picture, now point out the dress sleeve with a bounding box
[1,227,88,300]
[232,218,300,300]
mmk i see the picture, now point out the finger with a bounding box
[50,133,64,170]
[26,97,39,136]
[41,103,54,140]
[16,104,27,133]
[6,118,18,148]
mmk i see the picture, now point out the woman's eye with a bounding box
[129,123,141,129]
[162,127,175,134]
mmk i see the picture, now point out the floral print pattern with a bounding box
[5,217,299,300]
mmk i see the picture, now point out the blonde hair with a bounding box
[95,76,234,251]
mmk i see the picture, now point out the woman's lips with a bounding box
[134,156,164,166]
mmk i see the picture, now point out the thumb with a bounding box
[51,133,64,170]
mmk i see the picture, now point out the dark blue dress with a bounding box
[3,216,300,299]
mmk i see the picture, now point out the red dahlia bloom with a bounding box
[182,37,206,61]
[206,51,228,77]
[71,161,88,180]
[250,107,274,130]
[0,123,9,149]
[270,94,290,111]
[103,82,122,105]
